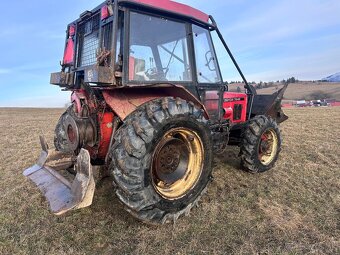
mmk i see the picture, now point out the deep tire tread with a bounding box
[110,97,212,224]
[240,115,282,173]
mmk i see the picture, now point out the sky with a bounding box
[0,0,339,107]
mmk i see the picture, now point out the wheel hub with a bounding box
[157,143,181,174]
[258,129,278,165]
[151,128,204,200]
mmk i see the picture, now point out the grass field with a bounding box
[257,82,340,101]
[228,82,340,101]
[0,107,339,254]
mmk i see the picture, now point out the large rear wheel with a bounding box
[109,98,212,224]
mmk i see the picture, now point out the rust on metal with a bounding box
[96,48,111,67]
[23,136,96,215]
[151,127,204,200]
[103,85,209,120]
[50,72,74,87]
[84,66,115,84]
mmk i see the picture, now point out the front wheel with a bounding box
[109,98,213,224]
[240,115,282,173]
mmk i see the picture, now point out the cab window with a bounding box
[129,12,192,82]
[192,25,221,83]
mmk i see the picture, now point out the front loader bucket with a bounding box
[23,136,95,215]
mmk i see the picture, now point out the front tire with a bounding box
[240,115,282,173]
[109,98,212,224]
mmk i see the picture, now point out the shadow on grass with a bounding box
[214,146,242,170]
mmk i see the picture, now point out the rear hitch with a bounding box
[23,136,96,215]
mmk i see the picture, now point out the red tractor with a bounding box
[24,0,288,224]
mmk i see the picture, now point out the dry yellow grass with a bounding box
[257,82,340,101]
[0,107,339,254]
[228,82,340,101]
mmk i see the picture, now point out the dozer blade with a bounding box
[23,136,95,215]
[251,84,289,123]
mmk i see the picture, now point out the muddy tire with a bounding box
[54,107,72,153]
[240,115,281,173]
[109,97,213,224]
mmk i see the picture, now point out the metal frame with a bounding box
[58,0,256,121]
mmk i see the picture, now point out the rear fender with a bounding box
[102,85,209,121]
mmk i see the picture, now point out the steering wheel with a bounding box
[145,68,166,81]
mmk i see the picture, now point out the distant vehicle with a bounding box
[312,100,329,107]
[296,100,308,107]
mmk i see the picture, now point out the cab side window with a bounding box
[192,25,221,83]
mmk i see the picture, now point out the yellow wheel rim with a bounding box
[258,128,278,166]
[151,127,204,200]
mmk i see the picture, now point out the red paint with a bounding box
[71,92,82,114]
[204,91,219,117]
[126,0,209,23]
[224,107,233,119]
[63,38,74,65]
[223,92,247,123]
[63,24,76,65]
[71,90,114,159]
[129,56,135,80]
[201,91,247,123]
[71,90,88,115]
[282,103,293,108]
[331,102,340,107]
[97,112,114,159]
[101,5,110,20]
[103,86,210,120]
[69,24,76,37]
[204,99,219,113]
[204,91,219,100]
[103,89,161,120]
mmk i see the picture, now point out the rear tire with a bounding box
[240,115,281,173]
[54,108,72,153]
[109,97,212,224]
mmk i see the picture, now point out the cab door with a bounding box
[191,24,224,121]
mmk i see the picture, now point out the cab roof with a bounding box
[120,0,210,24]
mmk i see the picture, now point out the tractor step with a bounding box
[23,136,96,215]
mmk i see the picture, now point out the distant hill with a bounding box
[322,72,340,82]
[255,82,340,101]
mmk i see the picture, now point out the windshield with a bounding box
[128,12,192,82]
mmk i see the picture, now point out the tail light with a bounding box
[63,25,76,65]
[101,4,113,20]
[69,25,76,37]
[101,5,109,20]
